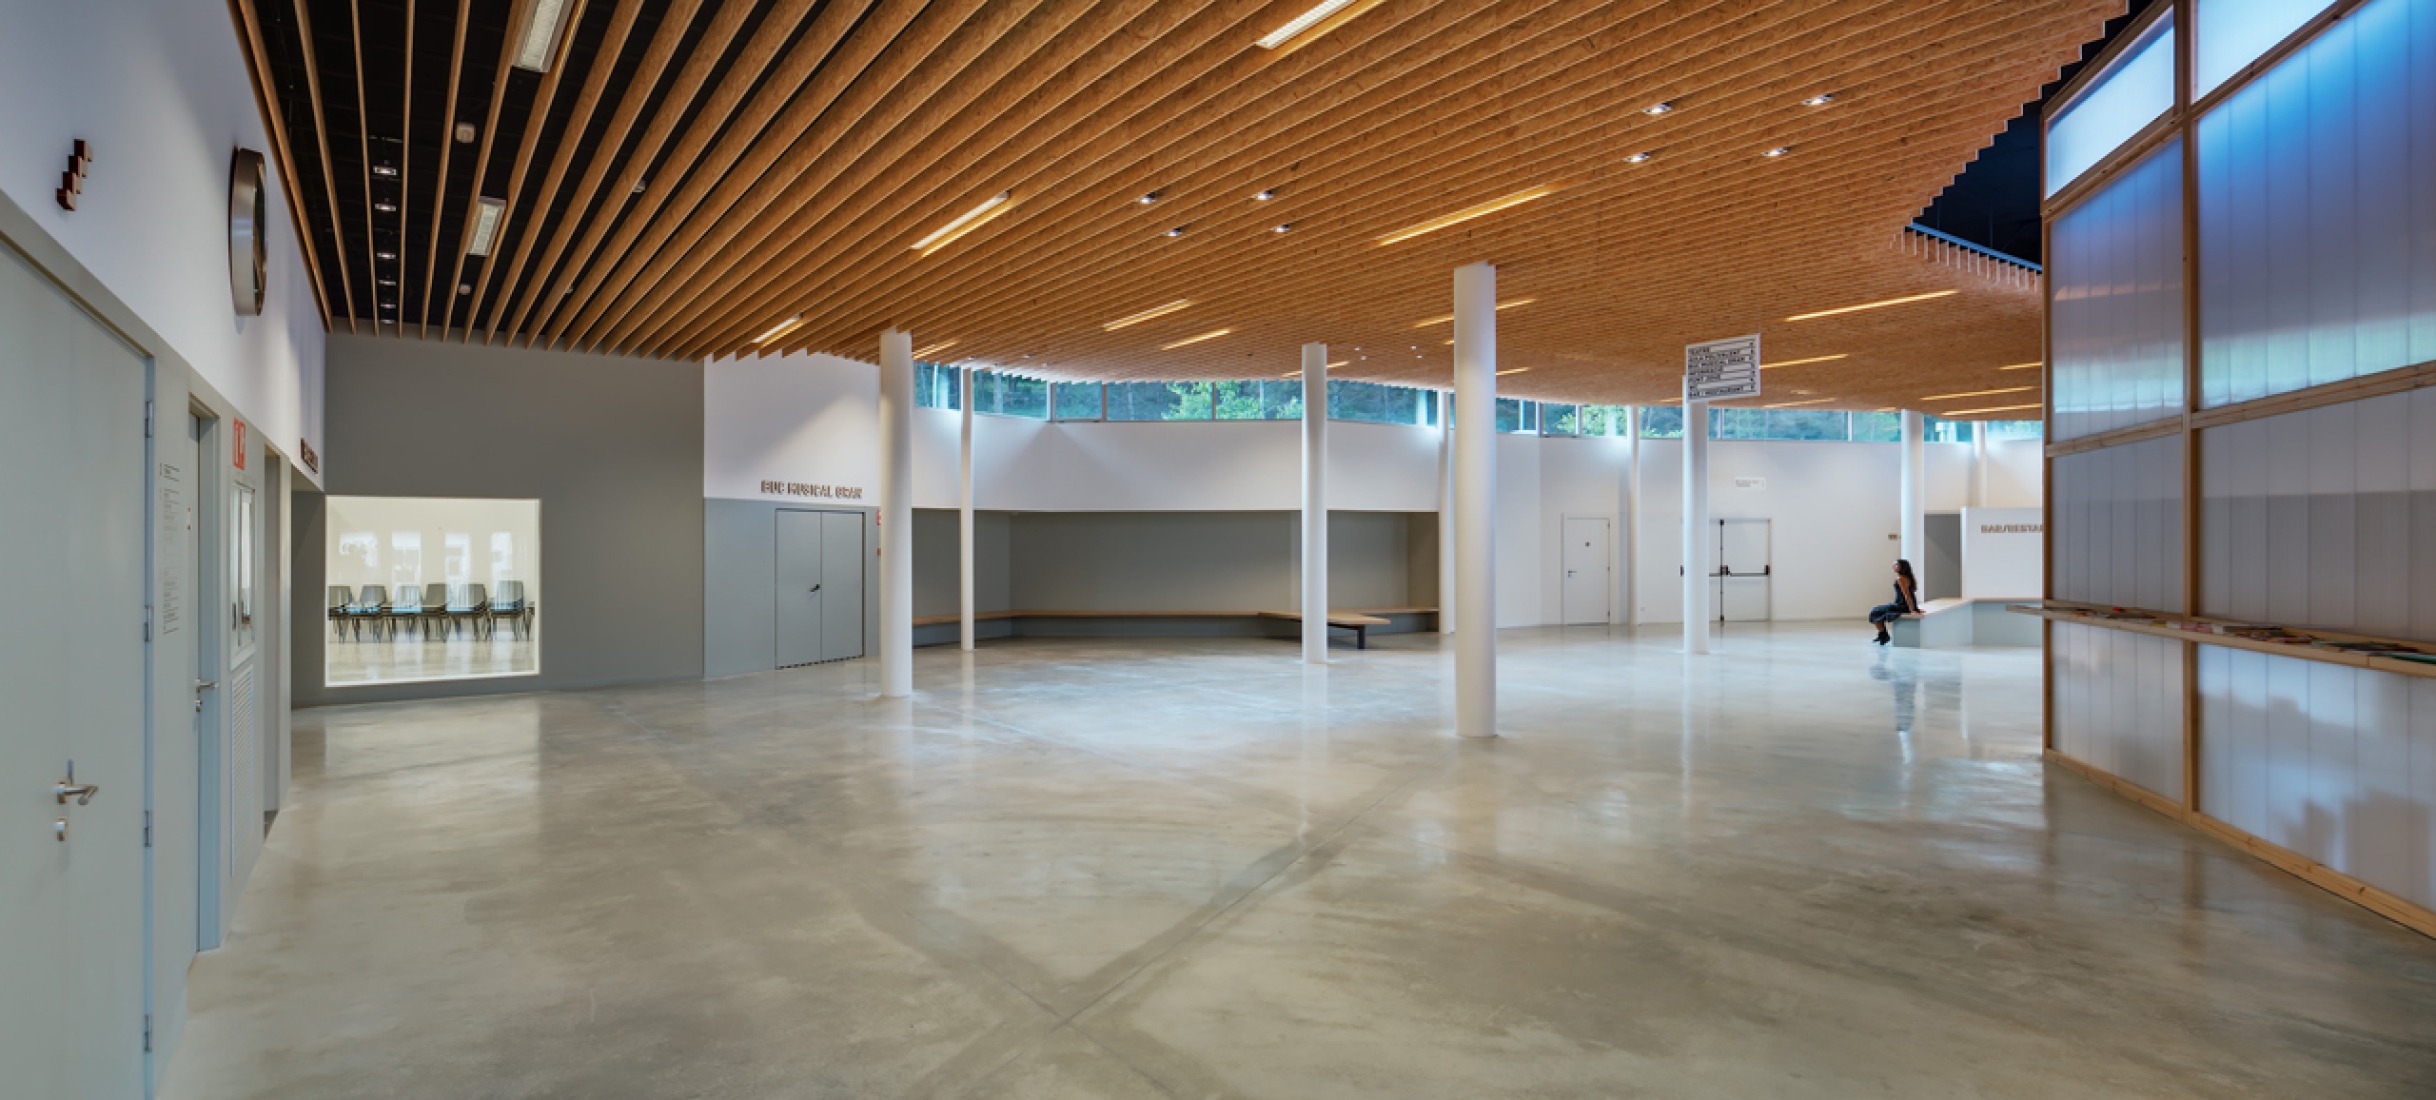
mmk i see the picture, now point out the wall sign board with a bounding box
[1685,334,1761,402]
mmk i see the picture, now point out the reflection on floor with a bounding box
[169,625,2436,1097]
[323,624,537,685]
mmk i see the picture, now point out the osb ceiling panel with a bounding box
[237,0,2120,417]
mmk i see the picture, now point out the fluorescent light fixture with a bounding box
[1801,93,1834,106]
[1623,152,1652,164]
[1998,361,2044,371]
[911,191,1013,256]
[511,0,571,73]
[1922,386,2036,401]
[1495,367,1529,376]
[1643,102,1674,115]
[751,316,805,345]
[1257,0,1357,49]
[374,201,397,213]
[1103,299,1192,330]
[1160,329,1231,350]
[1784,289,1957,322]
[466,196,506,256]
[1759,354,1848,370]
[1378,184,1559,245]
[1762,147,1791,158]
[373,164,398,178]
[1939,402,2043,416]
[913,339,959,358]
[376,250,397,260]
[1764,397,1835,408]
[1413,298,1537,327]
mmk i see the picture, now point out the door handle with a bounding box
[196,679,217,691]
[809,584,822,594]
[56,781,100,806]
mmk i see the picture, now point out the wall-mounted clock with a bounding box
[229,148,267,316]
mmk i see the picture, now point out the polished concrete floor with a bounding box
[166,625,2436,1098]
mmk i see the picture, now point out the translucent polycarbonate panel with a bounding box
[2199,647,2436,909]
[2200,389,2436,641]
[2051,622,2186,801]
[2052,434,2186,613]
[2046,11,2177,197]
[2050,140,2187,442]
[2198,0,2436,406]
[2196,0,2339,96]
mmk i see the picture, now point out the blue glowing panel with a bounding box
[2050,140,2186,442]
[2197,0,2338,97]
[2198,0,2436,406]
[2046,12,2176,197]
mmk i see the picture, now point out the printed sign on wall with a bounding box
[232,419,247,470]
[1685,334,1761,402]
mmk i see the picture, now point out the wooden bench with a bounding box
[1256,609,1391,649]
[908,608,1427,649]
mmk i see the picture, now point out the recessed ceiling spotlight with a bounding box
[1623,152,1652,164]
[1271,223,1292,233]
[454,122,477,143]
[376,250,397,260]
[1138,190,1160,205]
[632,180,646,194]
[1801,94,1835,107]
[374,201,397,213]
[1643,102,1674,115]
[457,283,472,295]
[1165,226,1187,237]
[373,164,398,178]
[1762,146,1791,158]
[377,277,396,286]
[1254,189,1274,201]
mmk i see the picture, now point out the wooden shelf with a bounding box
[2009,600,2436,681]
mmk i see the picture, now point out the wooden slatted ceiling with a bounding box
[237,0,2119,415]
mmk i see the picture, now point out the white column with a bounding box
[1900,410,1925,578]
[1452,262,1497,738]
[878,330,915,697]
[959,365,975,651]
[1971,426,1989,508]
[1682,396,1710,654]
[1301,343,1329,665]
[1620,405,1639,626]
[1438,399,1455,635]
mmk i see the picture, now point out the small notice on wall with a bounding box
[1685,334,1761,402]
[232,419,247,470]
[760,480,864,500]
[158,461,186,635]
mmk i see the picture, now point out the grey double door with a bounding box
[776,510,865,668]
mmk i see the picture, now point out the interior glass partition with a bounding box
[2049,138,2186,441]
[2044,9,2176,197]
[324,496,541,687]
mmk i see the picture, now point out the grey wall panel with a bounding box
[911,508,1013,618]
[1011,511,1296,611]
[1327,511,1413,609]
[297,335,703,705]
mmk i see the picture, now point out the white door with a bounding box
[0,242,150,1097]
[1560,517,1610,624]
[1715,517,1773,621]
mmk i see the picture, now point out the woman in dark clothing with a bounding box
[1868,559,1922,645]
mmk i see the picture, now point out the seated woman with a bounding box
[1868,559,1922,645]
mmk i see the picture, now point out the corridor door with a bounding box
[1560,516,1611,624]
[1714,517,1773,622]
[776,510,866,667]
[0,241,150,1097]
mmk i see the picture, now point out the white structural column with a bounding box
[1437,402,1455,635]
[1301,343,1329,665]
[1620,406,1639,626]
[1900,410,1925,576]
[1682,397,1711,654]
[1971,428,1989,508]
[1452,262,1498,738]
[878,330,915,697]
[959,365,976,651]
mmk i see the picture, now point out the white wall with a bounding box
[0,0,324,481]
[705,353,2047,627]
[1962,507,2045,601]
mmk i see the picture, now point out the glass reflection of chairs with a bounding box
[387,583,429,638]
[488,580,534,640]
[442,583,488,639]
[345,584,390,640]
[326,585,352,639]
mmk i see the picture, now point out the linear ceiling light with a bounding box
[511,0,572,72]
[466,196,506,256]
[1764,397,1836,408]
[1257,0,1359,49]
[1495,367,1529,376]
[1160,329,1232,350]
[1378,184,1559,246]
[913,339,959,359]
[1998,361,2044,371]
[1939,402,2043,416]
[752,316,805,345]
[1103,299,1193,330]
[1758,353,1848,370]
[1412,298,1537,327]
[1922,386,2036,401]
[911,191,1012,256]
[1783,289,1957,322]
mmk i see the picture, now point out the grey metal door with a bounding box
[818,512,865,661]
[776,510,826,668]
[0,240,149,1098]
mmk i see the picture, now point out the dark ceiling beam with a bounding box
[456,0,594,341]
[282,0,361,333]
[222,0,334,330]
[416,0,469,338]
